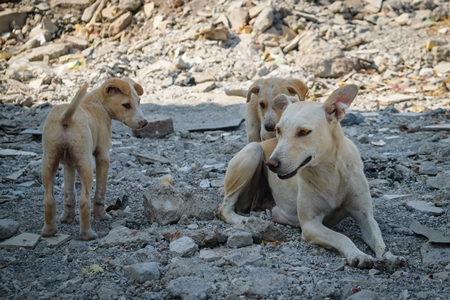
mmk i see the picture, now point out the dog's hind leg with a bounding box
[41,154,60,237]
[59,164,76,224]
[76,156,98,240]
[218,142,265,224]
[92,152,112,221]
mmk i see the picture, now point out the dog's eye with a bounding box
[298,129,311,137]
[122,103,131,109]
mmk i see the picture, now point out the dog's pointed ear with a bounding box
[246,81,261,103]
[323,84,359,123]
[287,79,308,101]
[133,83,144,96]
[273,94,291,111]
[103,78,131,96]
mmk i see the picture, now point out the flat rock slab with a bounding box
[0,232,40,249]
[420,242,450,266]
[41,234,72,247]
[0,149,38,157]
[186,118,244,132]
[376,94,418,104]
[422,123,450,131]
[199,248,234,262]
[406,201,444,216]
[382,194,411,201]
[410,221,450,244]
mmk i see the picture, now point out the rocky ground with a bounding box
[1,0,450,299]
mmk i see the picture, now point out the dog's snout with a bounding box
[139,119,148,128]
[266,158,280,172]
[265,124,275,132]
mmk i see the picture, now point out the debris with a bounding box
[410,221,450,243]
[0,232,40,249]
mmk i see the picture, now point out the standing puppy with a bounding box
[41,78,148,240]
[226,77,308,143]
[218,85,404,268]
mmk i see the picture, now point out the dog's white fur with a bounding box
[41,78,148,240]
[218,85,403,268]
[226,78,308,143]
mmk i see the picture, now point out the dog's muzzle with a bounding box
[275,156,313,180]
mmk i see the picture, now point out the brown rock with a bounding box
[108,11,132,36]
[49,0,91,9]
[0,11,27,34]
[61,35,89,50]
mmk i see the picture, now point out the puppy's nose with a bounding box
[266,158,280,172]
[265,124,275,132]
[139,119,148,128]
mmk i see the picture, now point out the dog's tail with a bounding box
[224,88,247,98]
[61,83,89,125]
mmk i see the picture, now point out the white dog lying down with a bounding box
[218,85,404,269]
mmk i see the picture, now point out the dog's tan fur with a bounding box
[218,85,403,268]
[41,78,148,240]
[226,77,308,143]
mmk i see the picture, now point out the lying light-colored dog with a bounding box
[218,85,402,268]
[225,77,308,143]
[41,78,148,240]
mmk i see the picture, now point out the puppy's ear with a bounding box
[273,94,291,111]
[246,81,261,103]
[103,78,131,96]
[133,83,144,96]
[287,79,308,101]
[323,84,359,123]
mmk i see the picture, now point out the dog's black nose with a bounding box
[265,124,275,132]
[139,119,148,128]
[266,159,280,172]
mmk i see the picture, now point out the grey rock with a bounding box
[357,134,369,143]
[224,245,264,267]
[426,171,450,190]
[419,161,438,175]
[420,242,450,266]
[347,289,377,300]
[0,219,20,240]
[252,6,273,36]
[166,276,213,300]
[123,245,163,265]
[170,236,198,257]
[244,217,286,243]
[166,257,223,280]
[226,231,253,248]
[98,226,153,247]
[123,262,160,283]
[231,266,291,296]
[406,201,444,216]
[119,0,142,12]
[227,7,249,31]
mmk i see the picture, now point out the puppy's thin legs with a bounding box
[59,164,76,224]
[77,158,97,241]
[301,219,374,269]
[218,142,264,224]
[41,156,59,237]
[352,211,386,258]
[93,153,112,221]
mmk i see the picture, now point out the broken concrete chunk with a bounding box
[0,232,40,249]
[132,116,174,139]
[406,201,444,216]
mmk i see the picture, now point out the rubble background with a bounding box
[1,0,450,299]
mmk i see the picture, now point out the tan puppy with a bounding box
[218,85,403,268]
[41,78,148,240]
[225,77,308,143]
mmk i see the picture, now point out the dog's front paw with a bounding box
[348,253,374,269]
[374,251,407,272]
[59,211,75,224]
[41,223,57,237]
[94,210,112,221]
[80,229,98,241]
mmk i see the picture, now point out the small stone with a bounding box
[426,171,450,190]
[167,276,213,299]
[108,11,132,36]
[419,161,438,175]
[123,262,160,283]
[170,236,198,257]
[0,219,20,240]
[226,231,253,248]
[357,134,369,143]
